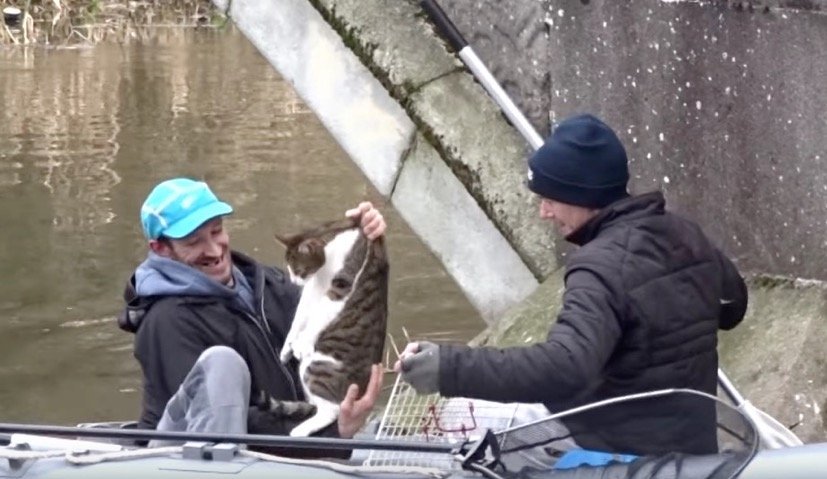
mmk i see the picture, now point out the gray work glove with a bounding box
[400,341,440,395]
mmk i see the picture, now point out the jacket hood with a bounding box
[134,252,239,298]
[118,251,257,333]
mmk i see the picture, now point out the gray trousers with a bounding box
[150,346,251,447]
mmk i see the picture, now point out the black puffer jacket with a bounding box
[439,192,747,455]
[119,251,340,442]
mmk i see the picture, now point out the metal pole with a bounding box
[717,367,747,405]
[0,423,458,454]
[420,0,544,149]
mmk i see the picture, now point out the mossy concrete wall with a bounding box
[213,0,545,322]
[443,0,827,281]
[218,0,827,442]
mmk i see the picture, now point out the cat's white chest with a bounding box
[290,280,343,361]
[283,229,360,362]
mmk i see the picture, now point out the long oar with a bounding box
[0,422,458,454]
[419,0,803,450]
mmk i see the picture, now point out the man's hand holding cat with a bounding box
[394,341,440,395]
[338,363,384,438]
[345,202,386,240]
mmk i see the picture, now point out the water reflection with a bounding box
[0,29,483,425]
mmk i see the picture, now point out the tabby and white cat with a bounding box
[272,216,388,437]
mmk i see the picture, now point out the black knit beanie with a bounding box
[527,114,629,208]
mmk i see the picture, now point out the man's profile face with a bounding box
[151,217,233,285]
[538,198,598,238]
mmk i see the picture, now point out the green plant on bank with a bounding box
[210,9,228,28]
[1,0,223,45]
[85,0,101,21]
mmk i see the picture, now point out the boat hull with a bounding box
[3,441,826,478]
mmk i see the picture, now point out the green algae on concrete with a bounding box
[470,268,565,348]
[215,0,540,321]
[471,272,827,442]
[719,276,827,443]
[308,0,459,96]
[407,71,557,277]
[306,0,558,280]
[392,131,539,321]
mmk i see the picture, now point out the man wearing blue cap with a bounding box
[119,178,386,454]
[395,114,748,462]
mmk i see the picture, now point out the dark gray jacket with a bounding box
[120,251,346,457]
[439,192,747,455]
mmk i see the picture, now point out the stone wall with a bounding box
[445,0,827,281]
[214,0,544,322]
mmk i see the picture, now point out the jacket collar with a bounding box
[231,250,268,307]
[230,250,262,286]
[566,191,666,246]
[119,250,264,333]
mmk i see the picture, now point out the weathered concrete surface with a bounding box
[305,0,827,282]
[718,277,827,443]
[306,0,559,279]
[214,0,540,320]
[438,0,827,279]
[436,0,552,134]
[393,133,538,321]
[502,0,825,281]
[472,275,827,442]
[470,269,565,349]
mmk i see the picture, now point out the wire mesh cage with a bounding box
[363,375,523,469]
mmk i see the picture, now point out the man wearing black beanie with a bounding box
[395,113,748,465]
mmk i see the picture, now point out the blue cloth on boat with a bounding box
[135,251,255,314]
[554,449,638,470]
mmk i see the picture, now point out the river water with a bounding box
[0,28,483,425]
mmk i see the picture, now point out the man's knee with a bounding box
[196,346,250,389]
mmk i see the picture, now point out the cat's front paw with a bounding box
[279,344,294,363]
[289,424,313,437]
[292,340,314,362]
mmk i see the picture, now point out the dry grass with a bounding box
[1,1,223,45]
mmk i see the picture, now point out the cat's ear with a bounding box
[297,238,324,255]
[274,233,300,248]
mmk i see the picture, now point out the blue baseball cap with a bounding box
[140,178,233,240]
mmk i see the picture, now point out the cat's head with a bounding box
[275,217,360,286]
[274,233,326,286]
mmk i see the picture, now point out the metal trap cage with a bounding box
[363,375,523,469]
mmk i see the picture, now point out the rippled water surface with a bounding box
[0,29,483,425]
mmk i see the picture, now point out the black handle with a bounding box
[420,0,468,52]
[0,422,458,454]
